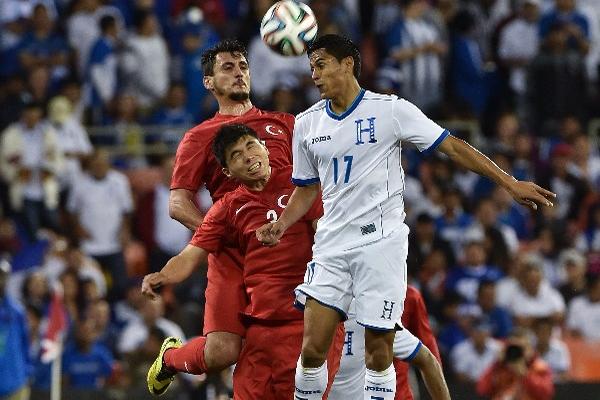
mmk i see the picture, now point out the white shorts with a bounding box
[295,225,409,330]
[328,301,422,400]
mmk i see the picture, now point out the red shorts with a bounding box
[232,319,345,400]
[203,248,248,336]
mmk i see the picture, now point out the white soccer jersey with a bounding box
[292,89,447,253]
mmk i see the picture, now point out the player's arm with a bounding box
[169,188,204,231]
[256,183,320,246]
[141,244,208,299]
[436,135,556,210]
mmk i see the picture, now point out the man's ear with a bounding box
[343,56,354,75]
[222,167,232,177]
[204,76,213,91]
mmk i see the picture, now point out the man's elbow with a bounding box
[168,199,183,221]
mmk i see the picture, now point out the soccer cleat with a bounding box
[147,336,182,396]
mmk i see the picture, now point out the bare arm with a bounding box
[169,188,204,231]
[256,183,320,245]
[141,244,208,299]
[437,135,556,210]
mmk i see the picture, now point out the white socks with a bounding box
[294,358,328,400]
[364,364,396,399]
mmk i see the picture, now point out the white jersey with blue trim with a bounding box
[292,89,448,253]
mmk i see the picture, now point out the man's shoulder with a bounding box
[362,90,397,103]
[296,100,327,122]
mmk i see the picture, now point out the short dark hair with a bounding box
[212,124,259,167]
[307,34,361,78]
[201,39,248,76]
[100,15,116,33]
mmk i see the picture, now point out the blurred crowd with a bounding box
[1,0,600,399]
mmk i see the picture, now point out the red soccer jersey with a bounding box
[190,166,323,321]
[171,107,294,202]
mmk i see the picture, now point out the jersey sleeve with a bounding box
[392,97,449,155]
[171,129,208,191]
[189,197,230,253]
[291,116,320,186]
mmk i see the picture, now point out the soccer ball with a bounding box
[260,1,318,56]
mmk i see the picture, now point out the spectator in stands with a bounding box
[109,94,145,168]
[117,297,185,356]
[477,328,554,399]
[0,74,28,131]
[121,11,169,111]
[0,100,63,240]
[468,197,519,269]
[435,185,473,255]
[566,274,600,340]
[407,212,454,279]
[474,280,513,339]
[568,134,600,188]
[27,65,52,105]
[17,4,70,84]
[445,228,503,304]
[0,259,31,400]
[576,200,600,252]
[179,21,219,121]
[451,318,502,385]
[497,0,541,112]
[136,154,192,273]
[528,21,587,135]
[67,149,133,300]
[448,8,492,116]
[539,0,590,54]
[86,15,119,124]
[377,0,446,112]
[532,317,571,381]
[47,96,92,193]
[505,253,566,327]
[146,83,194,147]
[21,271,50,311]
[62,314,114,391]
[493,186,531,240]
[558,249,588,304]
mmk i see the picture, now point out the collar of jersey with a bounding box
[325,88,365,121]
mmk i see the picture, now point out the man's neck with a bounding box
[329,81,362,115]
[245,167,272,192]
[218,100,253,116]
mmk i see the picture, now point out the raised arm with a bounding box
[437,135,556,210]
[141,244,208,299]
[256,183,320,246]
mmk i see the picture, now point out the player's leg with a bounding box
[409,345,450,400]
[328,301,367,400]
[295,299,341,400]
[294,255,353,400]
[231,323,271,400]
[148,249,246,395]
[352,226,411,400]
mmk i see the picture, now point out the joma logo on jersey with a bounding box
[355,117,377,145]
[311,135,332,144]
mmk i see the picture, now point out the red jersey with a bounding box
[190,166,323,321]
[171,107,294,202]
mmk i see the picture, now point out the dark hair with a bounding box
[99,15,116,33]
[201,39,248,76]
[307,34,361,78]
[212,124,259,167]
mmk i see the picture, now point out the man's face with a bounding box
[309,48,352,100]
[223,135,270,183]
[205,52,250,101]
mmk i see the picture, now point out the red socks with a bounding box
[163,336,208,374]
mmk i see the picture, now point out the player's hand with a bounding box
[506,180,556,210]
[256,221,285,246]
[141,272,167,299]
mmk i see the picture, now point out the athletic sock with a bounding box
[163,336,208,374]
[364,363,396,400]
[294,358,328,400]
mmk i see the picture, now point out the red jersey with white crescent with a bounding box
[190,166,323,321]
[171,107,294,202]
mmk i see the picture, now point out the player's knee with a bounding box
[204,333,242,370]
[301,342,328,368]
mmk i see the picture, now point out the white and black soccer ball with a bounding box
[260,1,318,56]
